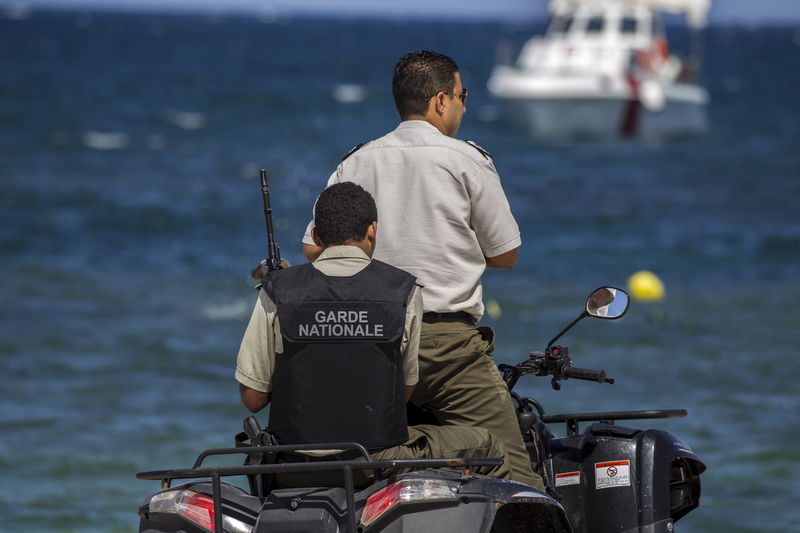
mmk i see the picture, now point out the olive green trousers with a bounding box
[371,424,511,479]
[410,320,545,490]
[274,424,510,488]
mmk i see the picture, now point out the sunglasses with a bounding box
[426,87,468,104]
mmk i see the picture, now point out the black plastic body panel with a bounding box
[257,486,355,532]
[369,501,495,533]
[548,423,704,533]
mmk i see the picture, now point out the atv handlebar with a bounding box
[562,365,615,385]
[502,348,615,391]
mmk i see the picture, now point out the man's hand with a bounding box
[250,260,270,281]
[250,259,292,280]
[485,247,518,269]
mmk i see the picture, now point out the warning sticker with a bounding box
[595,460,631,489]
[555,471,581,487]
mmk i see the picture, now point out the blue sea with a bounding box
[1,8,799,532]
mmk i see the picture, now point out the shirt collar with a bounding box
[315,245,371,263]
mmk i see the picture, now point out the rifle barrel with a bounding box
[259,169,281,272]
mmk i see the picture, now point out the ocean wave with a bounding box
[160,109,207,130]
[82,131,129,150]
[202,299,252,320]
[332,83,368,104]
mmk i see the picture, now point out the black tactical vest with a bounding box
[264,259,417,450]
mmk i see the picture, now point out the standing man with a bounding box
[237,182,510,484]
[301,51,542,489]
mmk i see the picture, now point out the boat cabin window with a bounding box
[585,16,605,34]
[549,15,574,34]
[620,16,637,34]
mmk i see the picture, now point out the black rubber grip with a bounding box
[562,365,607,382]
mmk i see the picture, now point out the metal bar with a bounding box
[137,456,504,481]
[212,472,223,533]
[343,465,357,533]
[193,442,373,468]
[541,409,687,424]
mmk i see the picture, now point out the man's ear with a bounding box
[311,227,323,247]
[367,221,378,243]
[434,92,446,114]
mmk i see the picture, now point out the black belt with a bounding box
[422,311,476,325]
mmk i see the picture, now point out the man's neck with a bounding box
[402,115,448,136]
[320,242,373,259]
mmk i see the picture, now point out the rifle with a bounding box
[251,169,283,282]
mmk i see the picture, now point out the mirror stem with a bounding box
[546,310,588,351]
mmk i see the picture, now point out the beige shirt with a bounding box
[235,246,422,394]
[303,120,521,321]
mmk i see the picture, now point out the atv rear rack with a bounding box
[137,442,503,533]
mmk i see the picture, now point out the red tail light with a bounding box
[183,493,215,531]
[360,479,459,527]
[361,481,405,526]
[147,489,252,533]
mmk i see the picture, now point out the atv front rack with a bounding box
[541,409,688,436]
[137,442,503,533]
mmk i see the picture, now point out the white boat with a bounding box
[487,0,711,141]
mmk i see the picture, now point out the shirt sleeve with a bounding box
[401,285,422,386]
[302,169,340,245]
[235,290,282,393]
[465,158,521,258]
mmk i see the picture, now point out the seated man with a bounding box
[235,182,510,484]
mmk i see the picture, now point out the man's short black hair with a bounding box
[314,182,378,247]
[392,50,459,118]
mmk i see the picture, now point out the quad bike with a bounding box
[136,287,704,532]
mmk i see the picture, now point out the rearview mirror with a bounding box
[586,287,629,319]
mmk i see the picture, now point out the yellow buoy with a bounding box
[485,299,502,319]
[627,270,665,302]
